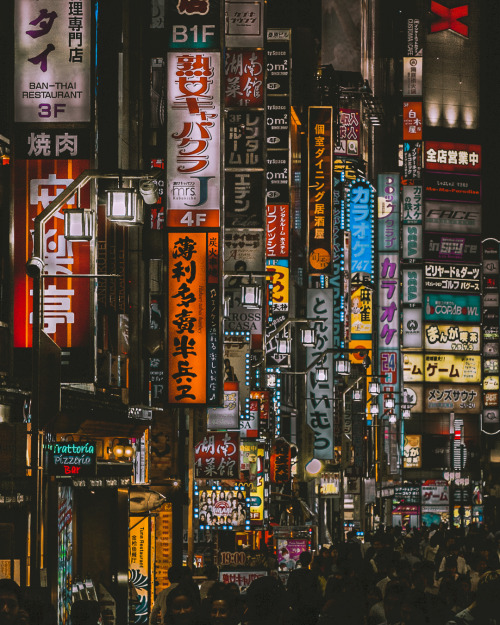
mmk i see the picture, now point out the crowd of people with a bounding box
[4,523,500,624]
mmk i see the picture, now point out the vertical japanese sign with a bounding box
[168,231,220,405]
[403,102,422,140]
[224,50,264,107]
[377,173,400,253]
[194,431,240,478]
[306,289,335,460]
[167,0,220,49]
[166,52,221,228]
[14,0,91,122]
[265,205,289,258]
[13,159,92,379]
[225,0,264,48]
[308,107,333,275]
[378,253,401,419]
[334,109,360,157]
[129,516,151,625]
[346,178,375,281]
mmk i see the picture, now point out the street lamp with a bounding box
[26,168,162,588]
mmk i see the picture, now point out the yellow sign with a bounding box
[129,516,151,618]
[404,435,422,469]
[403,353,424,382]
[424,354,482,383]
[350,287,372,335]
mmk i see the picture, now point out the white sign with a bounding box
[166,52,220,225]
[403,57,422,97]
[15,0,91,122]
[402,308,422,349]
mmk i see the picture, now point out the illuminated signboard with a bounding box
[240,399,259,438]
[350,286,372,336]
[334,108,361,157]
[402,225,423,261]
[225,0,264,48]
[13,159,92,379]
[424,293,480,323]
[166,51,220,228]
[402,308,423,349]
[407,18,422,56]
[403,353,424,383]
[207,383,239,430]
[421,480,449,506]
[225,171,264,227]
[167,231,220,405]
[129,516,152,621]
[46,441,96,477]
[194,432,240,479]
[403,384,424,412]
[424,354,481,384]
[403,102,422,140]
[266,96,290,149]
[402,185,423,224]
[14,0,91,122]
[348,178,375,280]
[404,435,422,469]
[424,266,480,294]
[403,141,422,180]
[225,110,264,168]
[403,57,422,96]
[224,50,264,107]
[424,142,481,173]
[167,0,220,49]
[377,173,400,252]
[430,1,469,37]
[424,172,481,202]
[224,230,264,273]
[195,483,251,531]
[424,201,481,234]
[425,384,481,413]
[424,233,480,263]
[402,268,423,304]
[306,289,334,460]
[266,29,290,96]
[308,107,333,274]
[424,324,480,352]
[266,205,289,258]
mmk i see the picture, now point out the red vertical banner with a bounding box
[167,231,208,404]
[308,107,333,274]
[224,50,264,107]
[13,159,91,350]
[265,204,289,258]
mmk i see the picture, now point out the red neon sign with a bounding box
[430,2,469,38]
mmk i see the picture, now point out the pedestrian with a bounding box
[445,568,500,624]
[0,579,29,625]
[205,586,240,625]
[241,576,289,625]
[70,600,101,625]
[286,551,323,625]
[164,583,201,625]
[150,565,184,624]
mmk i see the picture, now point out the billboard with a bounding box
[403,141,422,180]
[167,231,220,405]
[403,57,422,96]
[402,268,422,304]
[424,293,480,323]
[403,435,422,469]
[224,230,264,273]
[166,51,220,228]
[402,185,423,223]
[266,205,289,258]
[403,102,422,140]
[225,110,264,168]
[225,171,264,227]
[224,50,264,107]
[225,0,264,48]
[424,142,481,173]
[266,29,290,95]
[425,385,482,414]
[194,432,239,479]
[424,264,480,294]
[377,173,400,252]
[308,107,333,274]
[424,201,481,233]
[424,233,480,263]
[167,0,220,48]
[14,0,91,122]
[402,308,423,349]
[351,286,373,336]
[424,324,480,352]
[424,354,482,384]
[347,178,375,279]
[306,289,335,459]
[402,225,423,261]
[195,484,250,530]
[424,172,481,203]
[334,109,361,157]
